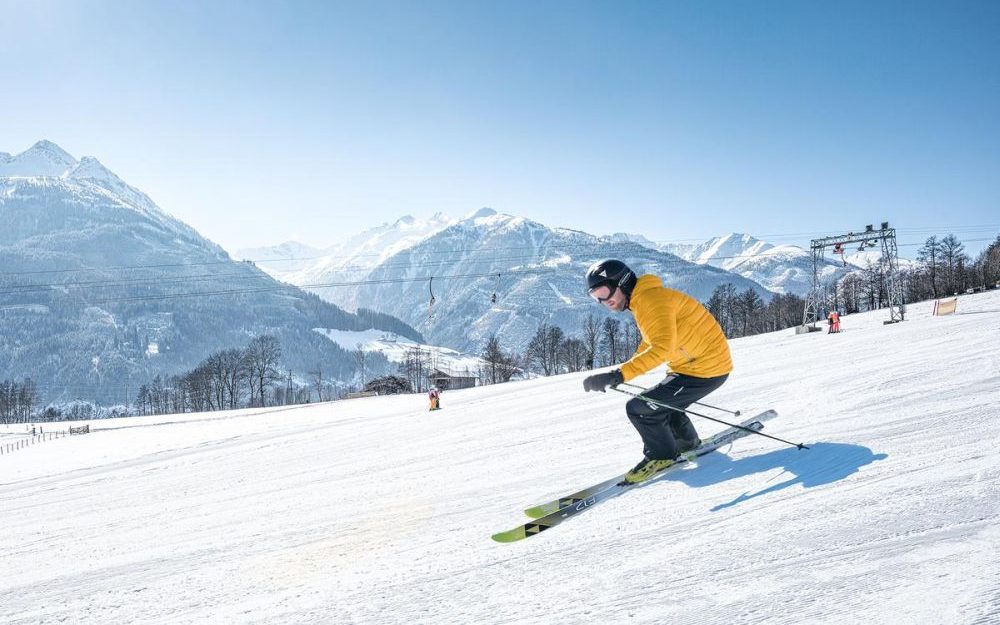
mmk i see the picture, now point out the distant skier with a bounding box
[428,386,441,411]
[827,310,841,334]
[581,259,733,484]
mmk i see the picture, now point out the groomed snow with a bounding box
[2,291,999,624]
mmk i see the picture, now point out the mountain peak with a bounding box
[67,156,121,183]
[464,207,497,221]
[0,140,78,177]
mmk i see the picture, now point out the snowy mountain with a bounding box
[340,210,771,353]
[237,213,456,284]
[656,232,845,295]
[0,140,420,404]
[247,211,772,355]
[842,248,919,271]
[3,290,998,624]
[235,240,325,274]
[0,139,78,177]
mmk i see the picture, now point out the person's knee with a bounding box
[626,397,660,418]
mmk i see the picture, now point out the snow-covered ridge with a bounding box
[0,140,212,246]
[238,212,458,283]
[0,140,78,177]
[244,211,773,353]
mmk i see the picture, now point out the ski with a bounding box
[492,410,777,543]
[522,409,777,519]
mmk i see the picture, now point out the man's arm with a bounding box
[620,291,678,381]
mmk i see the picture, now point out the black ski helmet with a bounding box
[586,259,637,298]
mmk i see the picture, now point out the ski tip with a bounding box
[491,529,526,543]
[493,520,554,543]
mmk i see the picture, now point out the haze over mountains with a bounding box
[0,141,420,404]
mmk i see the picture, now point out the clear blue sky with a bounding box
[2,0,998,257]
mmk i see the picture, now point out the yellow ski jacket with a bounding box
[619,274,733,381]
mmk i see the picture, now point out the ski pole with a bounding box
[619,381,741,416]
[611,386,809,450]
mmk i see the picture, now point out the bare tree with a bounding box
[600,317,622,365]
[622,318,642,356]
[526,323,564,375]
[480,334,520,384]
[582,313,601,368]
[184,364,213,412]
[398,346,430,392]
[205,352,226,410]
[0,378,39,424]
[558,337,589,373]
[732,288,764,337]
[245,335,283,407]
[977,235,1000,287]
[354,348,369,388]
[309,366,326,402]
[917,236,942,298]
[939,234,968,295]
[219,348,245,409]
[707,283,737,337]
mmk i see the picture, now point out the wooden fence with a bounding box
[1,429,69,455]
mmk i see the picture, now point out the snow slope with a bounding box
[2,291,999,625]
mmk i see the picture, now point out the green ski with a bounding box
[493,410,777,543]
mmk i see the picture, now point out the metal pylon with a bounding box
[801,223,906,331]
[802,246,823,328]
[881,229,905,323]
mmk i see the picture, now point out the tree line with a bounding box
[475,314,644,383]
[132,335,288,416]
[910,233,1000,300]
[0,378,39,424]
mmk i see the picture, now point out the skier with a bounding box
[827,310,841,334]
[581,259,733,483]
[428,386,441,411]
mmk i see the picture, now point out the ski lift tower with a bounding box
[800,222,905,332]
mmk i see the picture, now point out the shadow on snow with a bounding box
[662,442,888,511]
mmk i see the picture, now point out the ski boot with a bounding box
[623,456,675,484]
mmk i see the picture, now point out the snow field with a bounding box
[1,291,999,624]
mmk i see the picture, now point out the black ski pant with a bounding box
[625,373,729,461]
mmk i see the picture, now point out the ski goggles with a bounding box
[588,284,617,303]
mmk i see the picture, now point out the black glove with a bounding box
[583,369,624,393]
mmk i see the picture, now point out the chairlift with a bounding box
[833,243,847,267]
[428,277,436,318]
[490,273,501,305]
